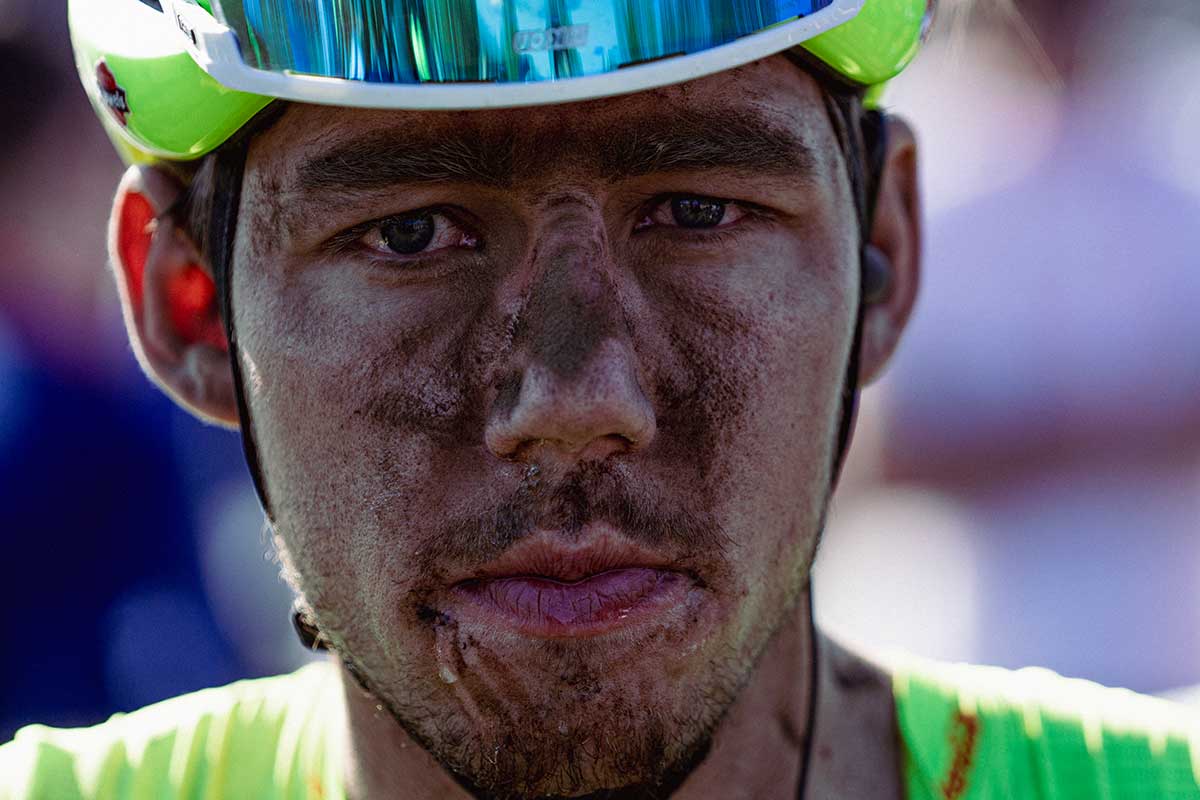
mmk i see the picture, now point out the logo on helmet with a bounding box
[96,61,130,127]
[512,24,589,54]
[176,12,198,47]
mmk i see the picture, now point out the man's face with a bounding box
[235,57,858,798]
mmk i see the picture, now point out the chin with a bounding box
[342,632,742,800]
[416,699,718,800]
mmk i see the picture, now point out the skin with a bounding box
[109,56,920,799]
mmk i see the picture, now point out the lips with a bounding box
[447,531,693,638]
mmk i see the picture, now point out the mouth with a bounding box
[448,529,696,639]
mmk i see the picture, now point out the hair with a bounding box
[171,154,221,267]
[169,102,289,277]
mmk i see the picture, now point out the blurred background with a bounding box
[0,0,1197,740]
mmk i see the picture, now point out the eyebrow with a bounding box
[598,108,818,182]
[292,107,819,196]
[296,128,519,193]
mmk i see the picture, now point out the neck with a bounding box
[337,591,900,799]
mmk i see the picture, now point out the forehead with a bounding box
[249,56,841,190]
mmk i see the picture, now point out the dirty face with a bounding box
[234,56,858,799]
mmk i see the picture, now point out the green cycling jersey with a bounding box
[2,655,1197,799]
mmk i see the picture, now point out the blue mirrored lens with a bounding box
[215,0,835,84]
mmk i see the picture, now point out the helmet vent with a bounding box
[136,0,163,11]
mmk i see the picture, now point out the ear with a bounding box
[109,164,239,427]
[858,116,921,386]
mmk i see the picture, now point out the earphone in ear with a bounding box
[292,602,329,651]
[861,243,894,305]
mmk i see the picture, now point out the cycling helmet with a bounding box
[70,0,933,165]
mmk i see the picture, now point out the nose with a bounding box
[486,340,657,464]
[485,229,656,465]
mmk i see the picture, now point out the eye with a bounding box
[670,197,726,228]
[635,195,749,232]
[359,210,478,259]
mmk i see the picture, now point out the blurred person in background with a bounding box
[0,1,277,742]
[818,0,1200,693]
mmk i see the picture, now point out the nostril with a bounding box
[578,433,635,461]
[507,433,634,465]
[486,430,530,462]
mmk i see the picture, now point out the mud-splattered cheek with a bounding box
[634,232,855,636]
[231,217,500,642]
[732,274,852,614]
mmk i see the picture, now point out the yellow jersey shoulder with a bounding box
[0,660,344,800]
[891,652,1200,800]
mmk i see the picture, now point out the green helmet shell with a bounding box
[70,0,928,167]
[70,0,271,164]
